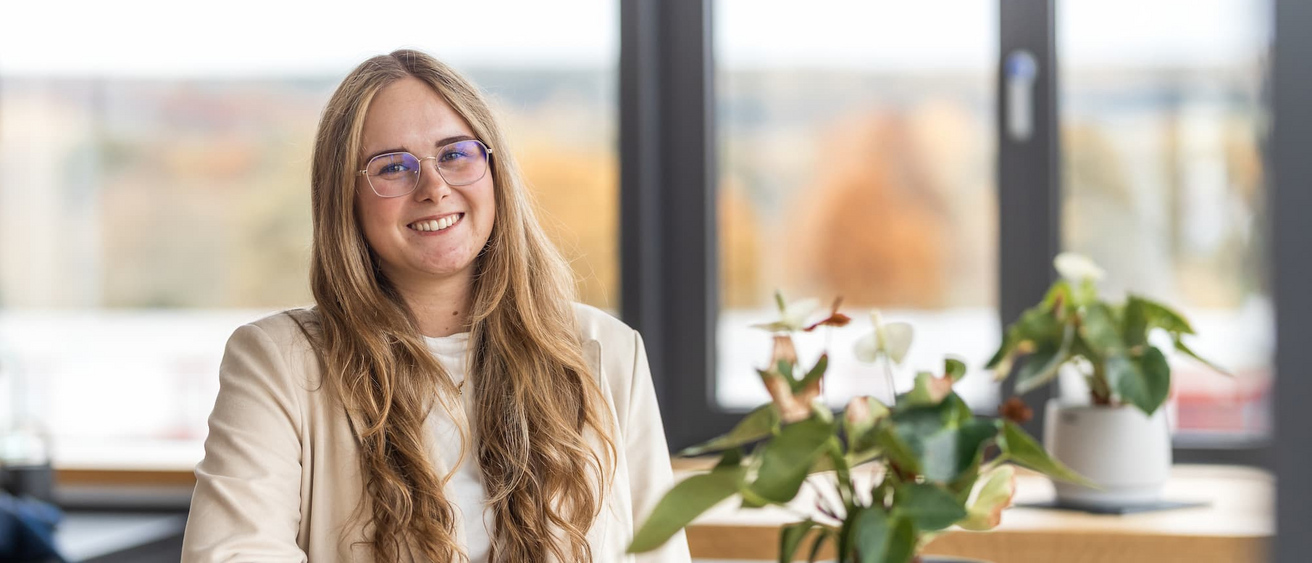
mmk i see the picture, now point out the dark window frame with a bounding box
[620,0,1280,468]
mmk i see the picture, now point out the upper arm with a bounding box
[182,323,308,563]
[622,329,692,563]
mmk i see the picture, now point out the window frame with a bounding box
[618,0,1280,468]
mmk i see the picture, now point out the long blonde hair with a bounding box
[302,49,616,562]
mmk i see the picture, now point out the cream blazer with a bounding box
[181,304,691,563]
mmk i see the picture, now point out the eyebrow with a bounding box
[362,134,477,164]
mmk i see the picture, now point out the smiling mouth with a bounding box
[407,213,464,233]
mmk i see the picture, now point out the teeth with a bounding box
[409,215,459,232]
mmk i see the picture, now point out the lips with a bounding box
[407,213,464,233]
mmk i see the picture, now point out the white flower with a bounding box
[1054,252,1105,282]
[854,311,914,365]
[780,298,822,330]
[752,293,822,333]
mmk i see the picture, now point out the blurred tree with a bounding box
[787,112,950,308]
[719,176,762,309]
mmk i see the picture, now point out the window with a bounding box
[713,0,1001,412]
[0,0,619,469]
[1058,0,1272,442]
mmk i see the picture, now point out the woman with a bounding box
[181,50,690,563]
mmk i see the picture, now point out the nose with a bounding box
[413,157,451,201]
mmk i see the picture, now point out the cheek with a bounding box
[476,184,497,232]
[354,194,396,247]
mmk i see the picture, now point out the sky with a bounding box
[0,0,1271,77]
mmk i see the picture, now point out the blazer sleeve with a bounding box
[624,330,693,563]
[182,323,308,562]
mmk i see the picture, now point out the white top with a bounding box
[423,332,493,563]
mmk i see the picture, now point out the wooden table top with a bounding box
[675,463,1271,563]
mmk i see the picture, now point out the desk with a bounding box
[680,464,1270,563]
[55,511,187,562]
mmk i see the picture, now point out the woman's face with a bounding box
[355,77,496,290]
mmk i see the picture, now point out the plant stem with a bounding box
[1090,361,1112,405]
[880,357,898,405]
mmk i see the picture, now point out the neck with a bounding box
[386,269,475,338]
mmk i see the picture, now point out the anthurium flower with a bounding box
[854,310,914,365]
[1054,252,1105,282]
[842,395,889,451]
[752,291,823,333]
[759,335,819,423]
[903,371,954,407]
[761,373,817,424]
[804,297,852,332]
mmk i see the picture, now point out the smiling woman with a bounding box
[353,77,498,337]
[179,50,689,563]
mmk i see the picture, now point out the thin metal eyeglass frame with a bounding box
[356,139,495,198]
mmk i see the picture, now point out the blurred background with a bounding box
[0,0,1287,560]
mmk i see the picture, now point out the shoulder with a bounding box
[571,302,638,345]
[569,302,652,415]
[220,307,324,390]
[230,307,323,361]
[571,303,645,369]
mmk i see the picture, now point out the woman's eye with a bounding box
[440,151,470,163]
[380,163,409,174]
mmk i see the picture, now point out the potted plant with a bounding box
[985,253,1230,508]
[629,294,1087,563]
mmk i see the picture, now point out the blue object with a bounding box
[0,492,65,562]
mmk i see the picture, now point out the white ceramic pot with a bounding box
[1042,399,1172,508]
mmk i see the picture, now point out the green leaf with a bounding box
[778,360,795,384]
[797,354,828,392]
[985,327,1019,370]
[876,425,922,477]
[1137,348,1171,409]
[844,396,890,452]
[884,516,918,563]
[1040,279,1074,310]
[805,527,832,563]
[959,465,1017,531]
[890,401,950,440]
[628,464,746,553]
[679,403,780,456]
[775,290,788,314]
[998,421,1093,487]
[1072,278,1099,309]
[1133,295,1195,335]
[1106,350,1170,415]
[824,437,855,507]
[848,506,890,563]
[944,357,967,382]
[1080,302,1125,356]
[1122,297,1149,348]
[844,448,883,469]
[1016,321,1076,395]
[716,447,744,469]
[902,372,953,407]
[748,417,834,504]
[779,519,817,563]
[1174,338,1233,377]
[919,419,998,484]
[894,483,968,531]
[1016,305,1064,341]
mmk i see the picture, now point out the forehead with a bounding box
[360,76,473,155]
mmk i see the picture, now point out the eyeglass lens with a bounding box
[365,140,489,196]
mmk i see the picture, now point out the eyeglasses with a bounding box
[357,139,494,198]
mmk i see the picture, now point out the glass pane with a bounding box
[715,0,1001,411]
[0,0,618,468]
[1059,0,1272,439]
